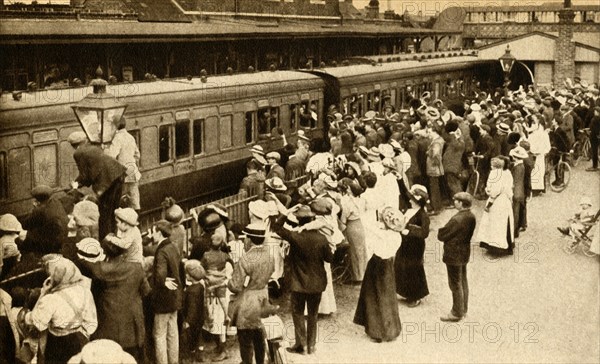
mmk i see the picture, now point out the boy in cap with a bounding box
[558,196,596,248]
[437,192,477,322]
[105,207,143,265]
[182,260,207,362]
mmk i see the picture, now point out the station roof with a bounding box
[0,18,460,44]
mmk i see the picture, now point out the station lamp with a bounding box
[498,45,516,76]
[71,66,128,145]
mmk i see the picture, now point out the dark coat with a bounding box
[274,218,333,294]
[183,283,205,331]
[20,197,68,255]
[80,259,150,349]
[73,144,126,195]
[266,164,285,180]
[511,163,526,202]
[394,208,430,300]
[284,156,306,181]
[443,137,465,174]
[151,238,183,314]
[437,209,477,265]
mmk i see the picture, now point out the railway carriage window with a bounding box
[258,108,271,136]
[289,104,297,133]
[175,120,190,159]
[245,112,254,144]
[310,101,318,128]
[193,119,204,155]
[159,125,171,164]
[389,89,397,108]
[219,115,233,149]
[33,144,58,187]
[270,108,279,132]
[0,152,6,199]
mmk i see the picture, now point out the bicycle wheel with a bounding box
[563,241,577,254]
[571,142,583,167]
[466,170,480,197]
[583,139,591,160]
[580,238,597,257]
[331,265,348,285]
[548,162,570,192]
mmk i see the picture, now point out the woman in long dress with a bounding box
[395,184,430,307]
[478,157,515,255]
[354,207,403,342]
[526,115,551,193]
[339,178,368,282]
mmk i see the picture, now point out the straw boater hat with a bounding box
[297,130,311,142]
[497,123,510,134]
[265,177,287,192]
[243,223,267,238]
[76,237,105,263]
[367,147,381,162]
[389,139,402,152]
[470,103,481,112]
[364,110,377,120]
[266,151,281,162]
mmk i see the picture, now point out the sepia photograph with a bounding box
[0,0,599,363]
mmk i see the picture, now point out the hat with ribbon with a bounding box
[76,238,105,263]
[249,200,279,220]
[409,184,429,203]
[243,222,267,238]
[497,123,510,134]
[265,177,287,192]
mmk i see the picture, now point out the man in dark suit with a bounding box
[69,131,126,240]
[273,206,334,355]
[437,192,477,322]
[150,220,183,364]
[20,185,69,255]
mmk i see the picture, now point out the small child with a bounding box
[558,196,596,244]
[107,208,143,264]
[182,260,206,362]
[201,234,233,325]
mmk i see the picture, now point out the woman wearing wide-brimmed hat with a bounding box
[394,184,430,307]
[354,206,403,342]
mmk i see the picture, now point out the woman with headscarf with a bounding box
[394,185,430,307]
[354,206,403,342]
[477,157,515,255]
[23,254,97,363]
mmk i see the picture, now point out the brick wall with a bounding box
[553,9,576,87]
[177,0,339,17]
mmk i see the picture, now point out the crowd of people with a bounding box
[1,77,599,364]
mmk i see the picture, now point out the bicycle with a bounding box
[546,149,572,193]
[571,128,591,166]
[331,242,352,285]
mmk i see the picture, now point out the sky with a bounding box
[351,0,598,16]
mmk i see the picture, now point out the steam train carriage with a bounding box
[0,71,325,217]
[308,55,491,117]
[0,55,493,219]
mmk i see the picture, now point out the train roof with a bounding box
[0,70,324,112]
[314,55,488,80]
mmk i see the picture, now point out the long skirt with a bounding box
[45,331,86,364]
[532,154,546,191]
[354,255,401,342]
[317,263,336,315]
[394,251,429,301]
[345,218,367,282]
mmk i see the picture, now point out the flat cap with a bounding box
[67,131,87,145]
[31,185,53,201]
